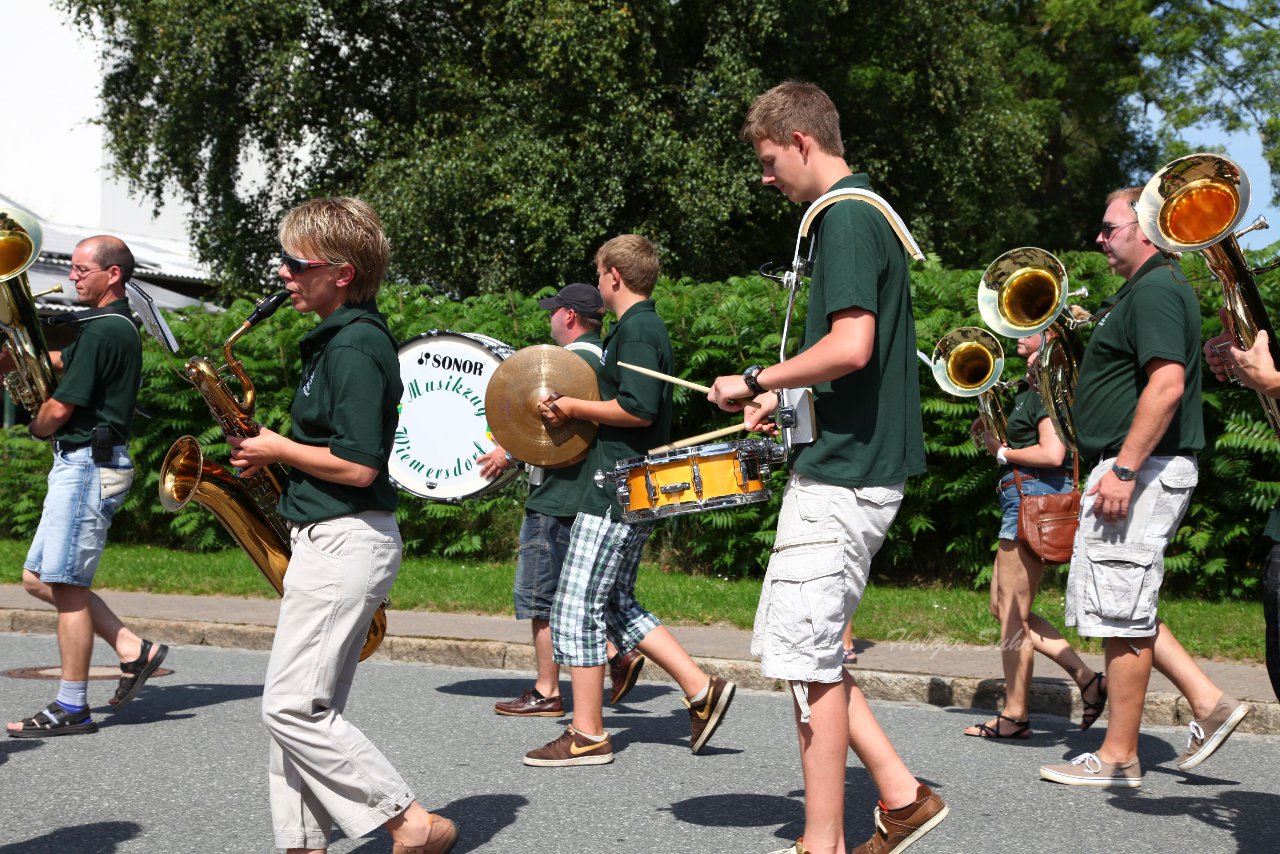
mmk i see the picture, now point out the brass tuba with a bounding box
[0,207,61,416]
[979,247,1083,451]
[158,291,388,660]
[924,326,1009,447]
[1136,153,1280,437]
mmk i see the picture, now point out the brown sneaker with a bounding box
[849,784,948,854]
[1039,752,1142,788]
[609,648,646,705]
[494,689,565,717]
[685,675,736,754]
[1175,694,1251,770]
[523,725,614,767]
[391,813,458,854]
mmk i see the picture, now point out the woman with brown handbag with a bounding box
[963,332,1107,739]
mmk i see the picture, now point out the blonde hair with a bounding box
[1105,187,1143,207]
[740,81,844,157]
[278,197,390,303]
[596,234,660,297]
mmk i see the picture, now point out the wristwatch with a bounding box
[1112,464,1138,482]
[742,364,766,395]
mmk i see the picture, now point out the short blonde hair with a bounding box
[596,235,660,297]
[1105,187,1143,207]
[740,81,844,157]
[278,197,390,303]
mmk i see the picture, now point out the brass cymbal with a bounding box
[485,344,600,468]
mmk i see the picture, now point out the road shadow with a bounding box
[0,821,141,853]
[435,675,670,709]
[1106,790,1280,854]
[336,793,528,853]
[0,737,43,766]
[93,682,263,727]
[607,706,744,756]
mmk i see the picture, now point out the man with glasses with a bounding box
[5,235,169,738]
[1039,187,1250,788]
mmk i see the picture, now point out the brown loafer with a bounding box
[494,688,565,717]
[392,813,457,854]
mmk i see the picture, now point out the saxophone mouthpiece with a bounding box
[245,290,291,327]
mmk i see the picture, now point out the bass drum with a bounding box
[391,330,519,502]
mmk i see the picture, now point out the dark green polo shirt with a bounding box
[792,174,927,488]
[526,332,603,517]
[53,299,141,444]
[579,300,673,518]
[278,300,402,524]
[999,383,1072,478]
[1073,254,1204,461]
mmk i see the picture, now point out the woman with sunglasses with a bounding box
[964,332,1106,739]
[228,198,457,854]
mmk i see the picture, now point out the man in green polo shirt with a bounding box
[1040,187,1250,789]
[6,234,168,738]
[709,81,941,854]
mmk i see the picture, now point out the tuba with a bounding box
[158,291,388,660]
[1136,153,1280,438]
[0,207,61,416]
[923,326,1009,447]
[979,247,1083,451]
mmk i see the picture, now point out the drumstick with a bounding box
[648,423,748,453]
[617,361,760,409]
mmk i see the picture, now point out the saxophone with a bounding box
[158,291,388,660]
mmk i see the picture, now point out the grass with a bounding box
[0,540,1265,662]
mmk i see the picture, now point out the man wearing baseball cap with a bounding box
[479,283,647,717]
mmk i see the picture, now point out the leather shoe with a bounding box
[495,688,565,717]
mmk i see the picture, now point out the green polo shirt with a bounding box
[999,383,1072,478]
[526,332,603,517]
[52,299,141,444]
[278,300,402,524]
[1073,254,1204,461]
[579,300,673,518]
[792,174,927,488]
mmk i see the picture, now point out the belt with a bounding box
[53,439,91,453]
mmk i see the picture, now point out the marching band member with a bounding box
[1039,187,1249,788]
[227,198,456,854]
[710,81,945,854]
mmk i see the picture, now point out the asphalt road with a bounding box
[1,634,1277,854]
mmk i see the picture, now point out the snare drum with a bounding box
[391,330,518,502]
[604,439,787,523]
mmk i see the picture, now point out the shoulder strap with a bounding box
[44,303,135,327]
[565,340,602,360]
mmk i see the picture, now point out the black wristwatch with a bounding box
[742,364,766,395]
[1112,464,1138,482]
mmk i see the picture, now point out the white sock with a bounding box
[56,680,88,711]
[689,680,710,705]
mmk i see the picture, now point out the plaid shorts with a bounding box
[550,510,661,667]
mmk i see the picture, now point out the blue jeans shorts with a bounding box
[997,470,1072,541]
[514,510,575,621]
[25,445,134,587]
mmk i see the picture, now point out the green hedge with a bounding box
[3,249,1276,597]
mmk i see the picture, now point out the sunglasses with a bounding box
[280,247,341,275]
[1099,220,1138,239]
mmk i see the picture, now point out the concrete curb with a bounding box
[5,607,1278,735]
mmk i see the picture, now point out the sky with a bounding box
[4,1,1278,257]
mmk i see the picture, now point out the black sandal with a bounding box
[110,639,169,710]
[963,712,1031,739]
[8,702,98,738]
[1080,671,1108,731]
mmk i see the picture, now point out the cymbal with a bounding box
[485,345,600,468]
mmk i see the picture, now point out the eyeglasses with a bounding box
[280,247,340,275]
[1099,221,1139,239]
[70,265,108,277]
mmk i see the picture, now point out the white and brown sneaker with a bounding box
[686,675,736,754]
[523,725,614,767]
[849,785,948,854]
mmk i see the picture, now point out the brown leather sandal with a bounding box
[392,814,457,854]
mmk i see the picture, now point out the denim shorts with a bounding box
[514,510,575,621]
[25,445,134,587]
[997,470,1073,541]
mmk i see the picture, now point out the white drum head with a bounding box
[391,330,519,501]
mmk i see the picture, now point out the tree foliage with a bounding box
[59,0,1280,298]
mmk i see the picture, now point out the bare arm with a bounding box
[228,429,379,488]
[28,397,75,440]
[539,396,651,429]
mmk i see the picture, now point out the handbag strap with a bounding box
[1013,452,1079,496]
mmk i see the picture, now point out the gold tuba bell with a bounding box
[979,247,1083,451]
[0,207,61,416]
[158,292,387,661]
[925,326,1008,447]
[1136,153,1280,438]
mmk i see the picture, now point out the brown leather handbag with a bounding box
[1014,456,1080,564]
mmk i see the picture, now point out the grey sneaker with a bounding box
[1039,752,1142,788]
[1175,694,1251,770]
